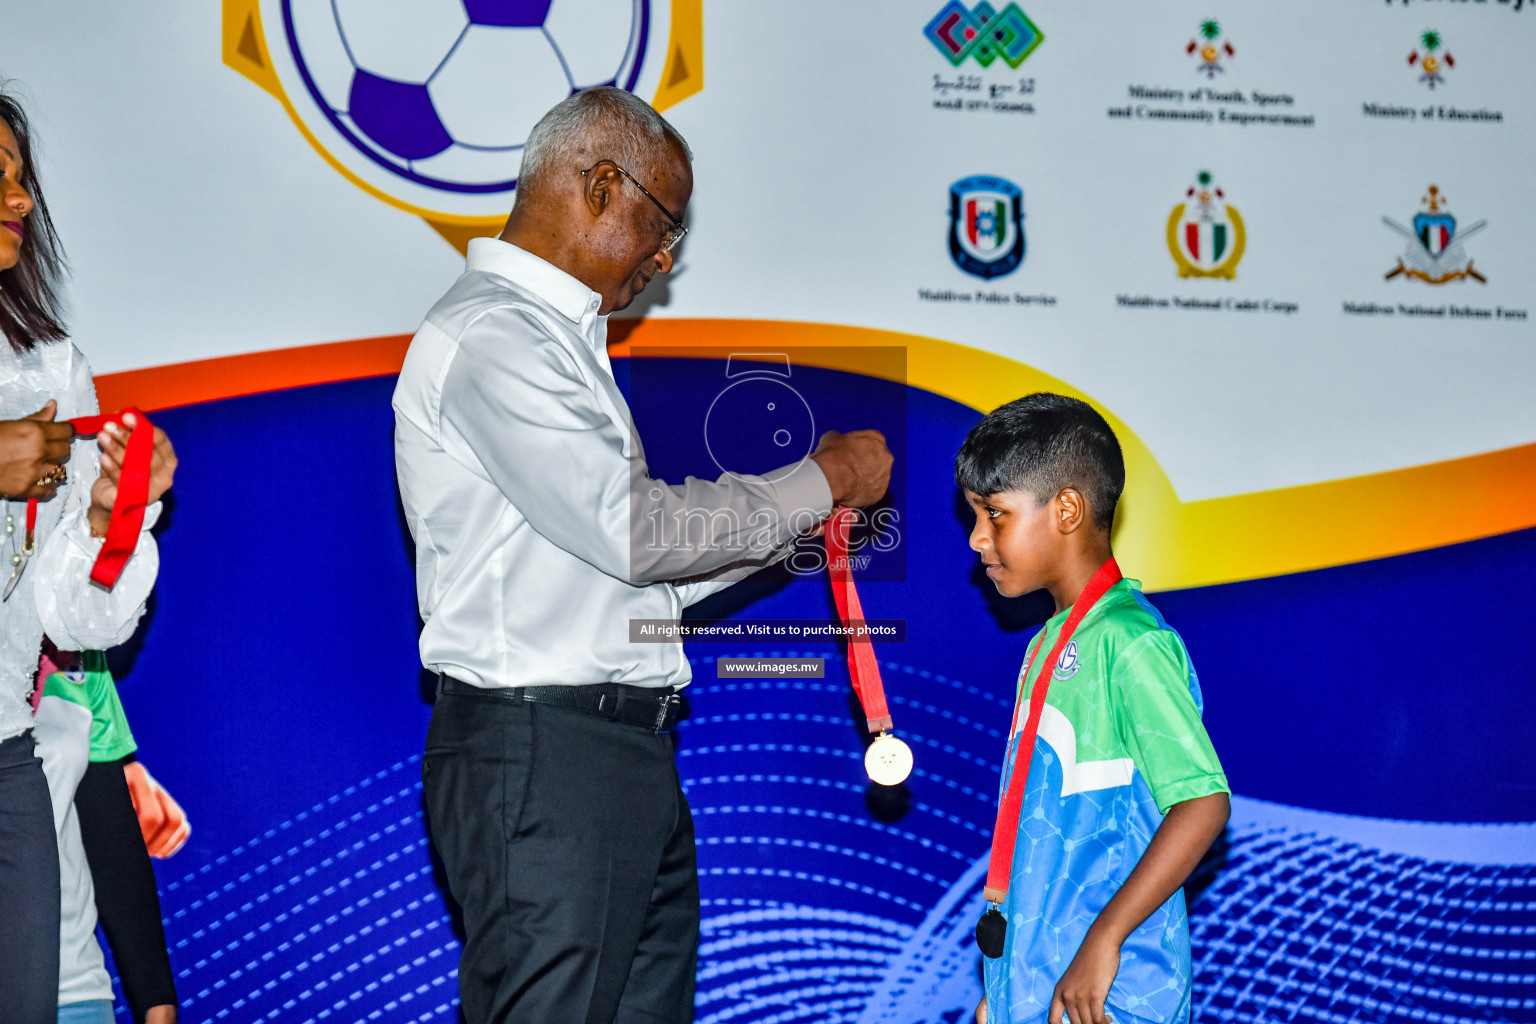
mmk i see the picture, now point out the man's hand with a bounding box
[809,429,892,508]
[0,401,74,500]
[90,414,177,535]
[1050,931,1120,1024]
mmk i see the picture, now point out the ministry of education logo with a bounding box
[1409,30,1454,88]
[1187,19,1234,78]
[949,176,1025,279]
[1167,171,1245,279]
[925,2,1044,69]
[1383,185,1487,284]
[220,0,702,250]
[1052,641,1080,681]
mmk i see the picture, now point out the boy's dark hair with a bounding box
[0,85,68,353]
[954,393,1125,531]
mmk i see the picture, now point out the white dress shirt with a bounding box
[0,340,161,743]
[394,239,833,690]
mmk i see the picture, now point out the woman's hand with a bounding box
[90,413,177,534]
[0,400,73,499]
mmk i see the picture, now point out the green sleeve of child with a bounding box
[1110,630,1229,813]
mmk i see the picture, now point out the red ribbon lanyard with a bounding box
[27,407,154,591]
[825,506,892,732]
[982,558,1123,903]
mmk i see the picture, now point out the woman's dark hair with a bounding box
[0,87,67,352]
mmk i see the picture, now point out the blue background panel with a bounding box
[106,365,1536,1022]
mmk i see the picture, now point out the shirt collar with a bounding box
[466,237,602,325]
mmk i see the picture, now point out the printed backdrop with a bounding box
[6,2,1535,1022]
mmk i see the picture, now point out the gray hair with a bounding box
[516,87,691,198]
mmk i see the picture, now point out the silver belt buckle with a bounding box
[655,694,679,731]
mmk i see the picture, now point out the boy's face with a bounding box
[964,488,1061,599]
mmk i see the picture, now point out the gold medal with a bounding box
[864,731,914,786]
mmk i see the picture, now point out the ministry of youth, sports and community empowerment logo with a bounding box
[1167,171,1245,279]
[1187,19,1234,78]
[949,176,1025,279]
[924,1,1044,69]
[221,0,702,249]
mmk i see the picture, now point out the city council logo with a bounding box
[1167,171,1245,279]
[925,2,1044,69]
[1383,185,1487,284]
[1187,19,1234,78]
[1409,30,1454,88]
[1052,641,1080,681]
[949,175,1025,279]
[221,0,702,250]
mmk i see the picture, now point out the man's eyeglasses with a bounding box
[583,163,688,254]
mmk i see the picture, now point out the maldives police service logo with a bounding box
[1383,185,1487,284]
[221,0,701,247]
[1052,640,1080,681]
[949,176,1025,279]
[1167,170,1245,279]
[924,1,1044,69]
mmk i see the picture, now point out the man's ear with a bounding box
[582,161,623,218]
[1054,487,1087,535]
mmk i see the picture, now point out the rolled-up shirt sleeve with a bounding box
[32,349,160,650]
[440,305,833,585]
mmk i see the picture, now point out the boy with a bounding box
[956,394,1229,1024]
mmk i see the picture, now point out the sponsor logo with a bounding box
[1167,171,1245,279]
[1187,19,1235,78]
[1383,185,1487,285]
[949,176,1025,279]
[1053,640,1080,681]
[924,2,1044,70]
[1409,30,1454,88]
[221,0,701,246]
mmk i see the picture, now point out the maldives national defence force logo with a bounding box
[925,2,1044,69]
[1168,171,1245,279]
[221,0,702,249]
[949,176,1025,279]
[1384,185,1487,284]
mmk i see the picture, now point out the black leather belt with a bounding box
[437,674,682,732]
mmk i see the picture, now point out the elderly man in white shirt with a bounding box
[394,88,891,1024]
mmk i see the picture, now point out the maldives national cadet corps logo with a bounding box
[1409,30,1454,88]
[924,2,1044,69]
[1187,19,1235,78]
[1383,185,1487,284]
[221,0,702,250]
[949,176,1025,279]
[1167,171,1245,279]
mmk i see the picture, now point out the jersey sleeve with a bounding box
[1110,629,1230,813]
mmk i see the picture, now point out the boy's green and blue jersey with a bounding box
[39,650,137,762]
[983,578,1228,1024]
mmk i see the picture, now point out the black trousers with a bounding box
[423,688,699,1024]
[0,730,61,1024]
[75,756,178,1021]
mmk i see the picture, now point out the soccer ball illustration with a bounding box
[280,0,650,204]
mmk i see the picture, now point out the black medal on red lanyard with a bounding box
[975,559,1123,958]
